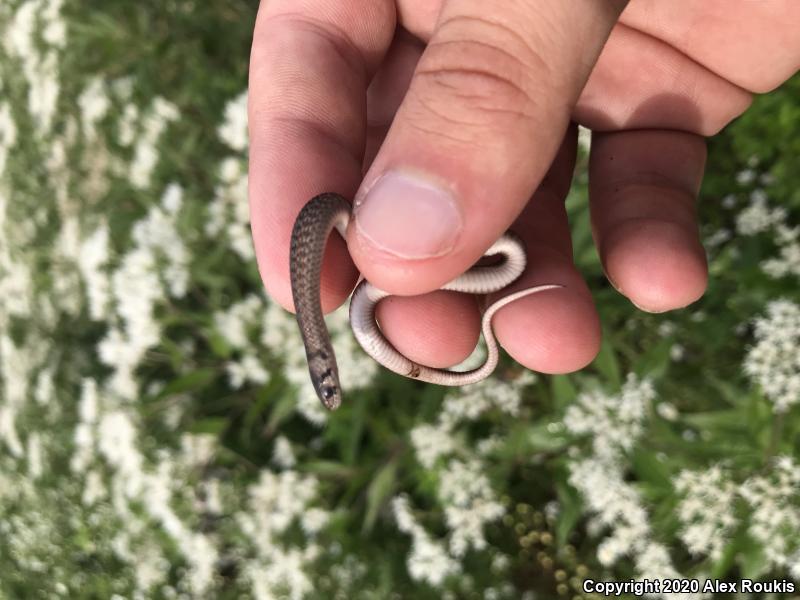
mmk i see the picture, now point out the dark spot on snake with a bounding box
[407,364,421,378]
[310,349,329,361]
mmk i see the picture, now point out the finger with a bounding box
[493,126,601,373]
[373,128,602,373]
[248,0,395,312]
[365,29,424,171]
[375,290,481,368]
[574,23,752,135]
[367,30,477,368]
[589,129,708,313]
[619,0,800,94]
[348,0,628,296]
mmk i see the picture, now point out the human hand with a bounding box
[248,0,800,374]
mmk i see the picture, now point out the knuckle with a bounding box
[410,14,548,129]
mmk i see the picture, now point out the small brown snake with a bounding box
[290,192,562,410]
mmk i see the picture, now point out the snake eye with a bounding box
[321,386,337,402]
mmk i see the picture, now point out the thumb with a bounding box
[349,0,627,294]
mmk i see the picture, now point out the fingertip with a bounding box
[602,219,708,313]
[497,286,602,374]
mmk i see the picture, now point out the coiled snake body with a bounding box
[290,192,561,410]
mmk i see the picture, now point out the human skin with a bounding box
[248,0,800,374]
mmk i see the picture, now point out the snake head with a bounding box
[316,382,342,411]
[307,353,342,410]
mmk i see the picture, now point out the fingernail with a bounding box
[630,299,670,314]
[354,170,462,259]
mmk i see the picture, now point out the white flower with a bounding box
[656,402,679,421]
[563,374,655,459]
[674,465,738,561]
[239,470,319,550]
[272,435,296,469]
[82,470,106,506]
[762,241,800,280]
[392,496,460,587]
[410,424,456,468]
[118,103,139,146]
[657,321,676,337]
[205,156,254,260]
[0,101,18,175]
[78,78,110,137]
[439,372,531,429]
[439,459,505,557]
[213,294,264,350]
[736,190,786,236]
[218,90,248,151]
[129,97,180,189]
[738,456,800,569]
[180,433,217,467]
[301,507,330,536]
[736,169,756,186]
[669,344,685,362]
[219,156,241,182]
[161,183,183,214]
[5,0,66,137]
[226,353,269,388]
[78,222,111,320]
[0,405,23,457]
[570,456,688,598]
[704,227,731,248]
[247,547,317,600]
[743,299,800,412]
[721,194,737,209]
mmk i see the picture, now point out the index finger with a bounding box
[248,0,395,311]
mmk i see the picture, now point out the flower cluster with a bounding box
[569,457,688,599]
[744,299,800,412]
[739,456,800,575]
[398,374,534,588]
[735,188,800,281]
[564,373,656,459]
[674,465,738,561]
[392,495,461,587]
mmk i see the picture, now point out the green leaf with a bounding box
[526,423,570,453]
[738,535,769,580]
[264,393,298,436]
[550,375,577,409]
[710,534,741,579]
[205,328,232,358]
[159,336,188,371]
[555,481,583,546]
[682,409,750,431]
[158,368,217,398]
[243,377,284,433]
[363,460,398,534]
[188,417,228,435]
[301,461,357,479]
[343,392,368,466]
[705,374,750,407]
[593,333,622,388]
[634,338,673,380]
[630,449,672,492]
